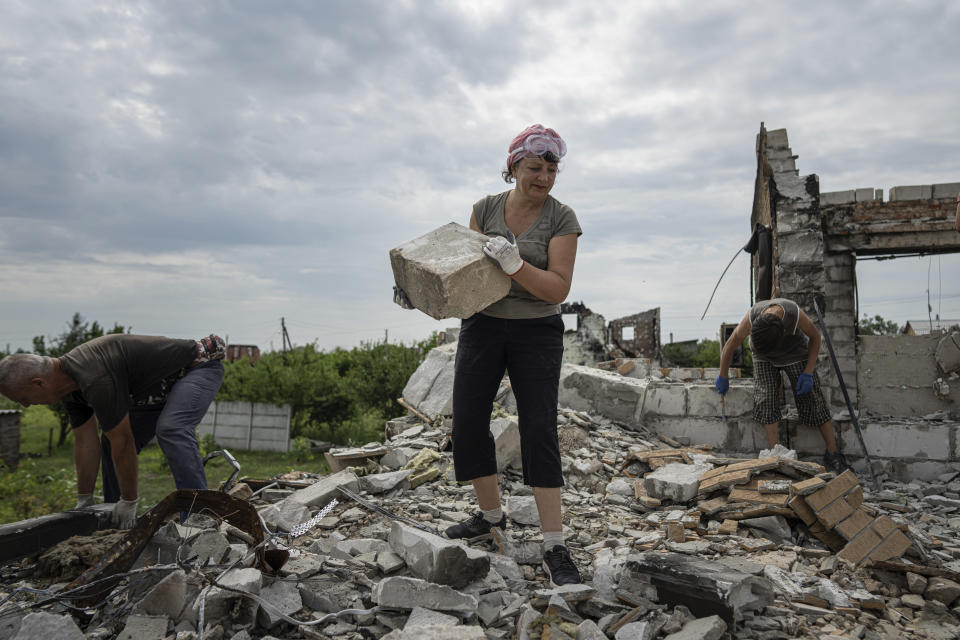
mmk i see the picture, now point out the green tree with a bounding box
[31,313,128,445]
[218,334,436,445]
[858,314,901,336]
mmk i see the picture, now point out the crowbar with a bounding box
[813,300,880,490]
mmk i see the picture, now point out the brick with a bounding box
[810,522,847,552]
[789,496,817,526]
[791,477,826,496]
[666,522,685,542]
[818,498,856,528]
[718,520,739,535]
[700,458,780,482]
[728,488,790,507]
[868,530,912,563]
[805,470,859,511]
[835,508,874,540]
[777,458,826,477]
[617,360,636,375]
[698,469,752,494]
[870,515,898,539]
[838,528,882,565]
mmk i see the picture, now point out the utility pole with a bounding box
[281,318,293,354]
[384,329,388,344]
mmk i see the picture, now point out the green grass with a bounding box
[0,405,330,524]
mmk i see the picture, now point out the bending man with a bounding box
[0,334,225,527]
[715,298,850,473]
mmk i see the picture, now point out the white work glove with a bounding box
[483,234,524,276]
[392,285,414,310]
[75,494,95,509]
[111,498,139,529]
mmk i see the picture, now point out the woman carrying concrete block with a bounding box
[444,124,583,587]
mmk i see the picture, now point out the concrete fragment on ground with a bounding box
[373,576,479,614]
[282,468,359,509]
[389,222,511,320]
[383,625,487,639]
[490,417,521,471]
[115,614,168,640]
[360,469,413,494]
[506,495,540,526]
[622,552,774,622]
[257,579,302,629]
[388,522,490,589]
[12,612,84,640]
[644,463,711,502]
[662,615,727,640]
[404,606,460,628]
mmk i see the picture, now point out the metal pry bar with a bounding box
[813,299,881,490]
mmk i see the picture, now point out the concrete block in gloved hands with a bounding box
[389,222,510,319]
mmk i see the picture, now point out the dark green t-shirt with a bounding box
[60,334,198,431]
[472,191,582,319]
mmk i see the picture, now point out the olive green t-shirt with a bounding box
[472,191,582,319]
[60,334,198,431]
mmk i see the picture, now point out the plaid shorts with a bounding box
[752,359,831,427]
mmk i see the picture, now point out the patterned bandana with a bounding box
[507,124,566,170]
[194,334,226,364]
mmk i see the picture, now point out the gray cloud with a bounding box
[1,1,958,351]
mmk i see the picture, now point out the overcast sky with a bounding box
[2,1,958,353]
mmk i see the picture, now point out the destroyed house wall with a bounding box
[858,334,960,417]
[560,301,607,366]
[607,307,661,360]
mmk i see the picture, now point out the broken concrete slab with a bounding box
[490,417,521,471]
[283,468,359,509]
[622,552,774,622]
[373,576,479,614]
[12,612,84,640]
[644,463,711,503]
[390,222,511,320]
[359,469,413,495]
[257,579,302,629]
[506,495,540,526]
[388,522,490,589]
[404,606,460,628]
[115,615,168,640]
[384,625,487,639]
[662,615,727,640]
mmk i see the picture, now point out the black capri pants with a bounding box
[452,313,564,487]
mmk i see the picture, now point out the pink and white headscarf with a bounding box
[507,124,566,170]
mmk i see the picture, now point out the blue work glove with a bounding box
[714,375,729,396]
[796,372,814,396]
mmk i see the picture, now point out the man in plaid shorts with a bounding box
[714,298,850,473]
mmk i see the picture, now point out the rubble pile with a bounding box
[2,407,960,640]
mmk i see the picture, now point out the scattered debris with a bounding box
[3,352,960,640]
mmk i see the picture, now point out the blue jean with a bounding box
[101,360,224,503]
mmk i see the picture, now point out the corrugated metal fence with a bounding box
[197,401,292,452]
